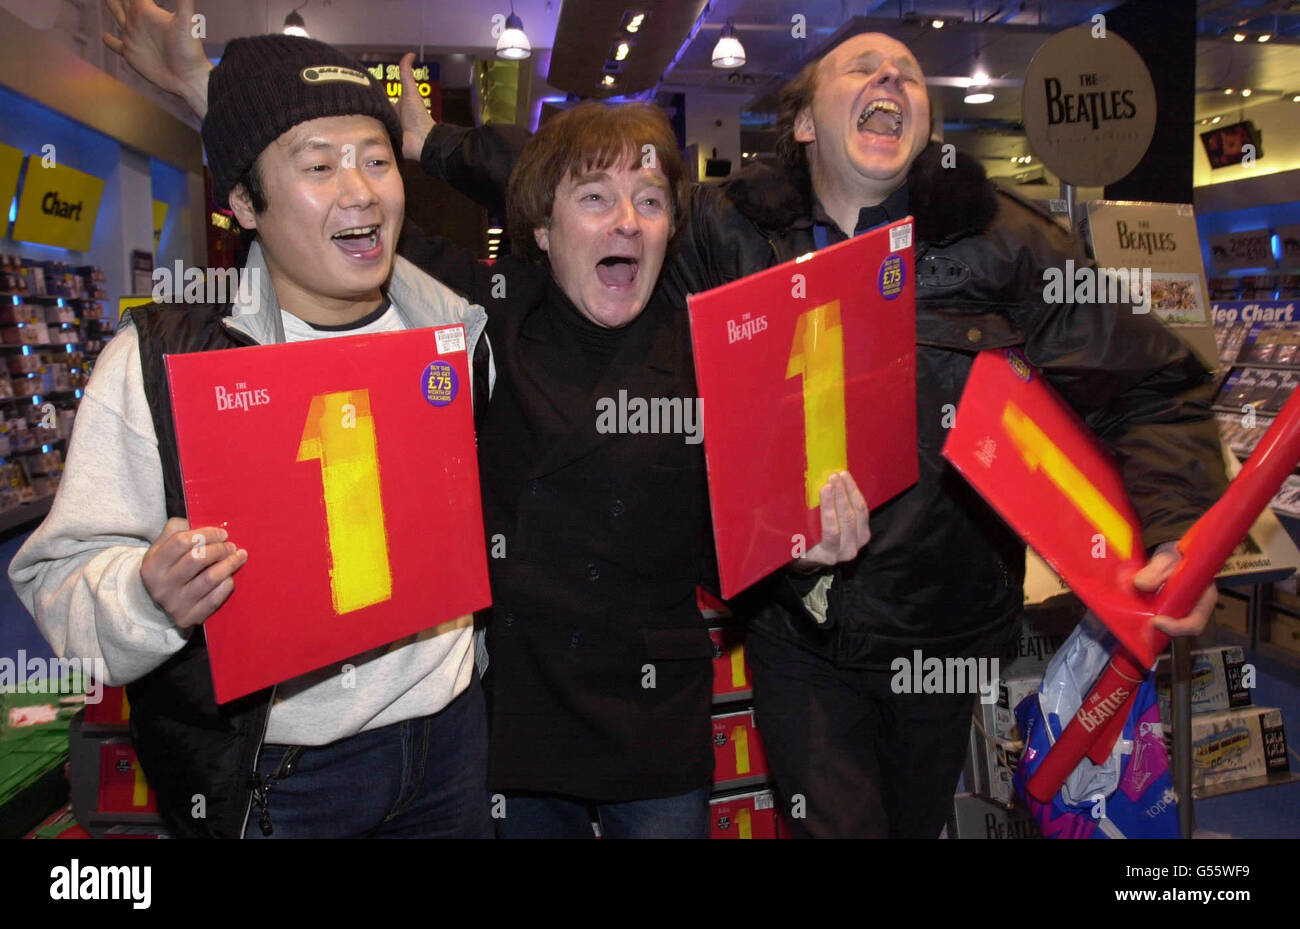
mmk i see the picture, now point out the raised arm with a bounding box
[103,0,212,117]
[401,56,530,221]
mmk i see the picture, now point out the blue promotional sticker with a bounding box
[421,360,458,407]
[878,254,905,300]
[1005,349,1034,382]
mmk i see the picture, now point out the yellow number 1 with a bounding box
[297,389,393,614]
[786,301,848,508]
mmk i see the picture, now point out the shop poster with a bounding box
[1082,200,1216,369]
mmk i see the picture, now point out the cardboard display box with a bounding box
[949,792,1042,840]
[1154,646,1251,723]
[1188,706,1290,792]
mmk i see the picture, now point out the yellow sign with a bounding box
[152,200,169,249]
[366,61,435,113]
[0,143,22,224]
[119,295,155,321]
[12,157,105,252]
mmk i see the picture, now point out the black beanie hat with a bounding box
[203,35,404,208]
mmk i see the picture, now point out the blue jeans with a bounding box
[246,675,493,839]
[495,787,710,839]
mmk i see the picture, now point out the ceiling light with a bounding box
[487,227,503,235]
[602,74,616,87]
[1293,95,1300,103]
[622,11,646,33]
[614,42,630,61]
[712,20,746,69]
[1258,34,1271,42]
[964,70,994,104]
[1233,32,1246,42]
[1212,116,1222,123]
[1225,88,1234,94]
[496,5,531,60]
[1241,88,1252,97]
[283,2,309,37]
[931,19,945,29]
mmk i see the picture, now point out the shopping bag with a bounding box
[1012,614,1180,838]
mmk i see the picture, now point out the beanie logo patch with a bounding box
[300,65,370,87]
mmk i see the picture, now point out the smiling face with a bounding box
[795,33,931,205]
[534,158,672,329]
[228,114,403,324]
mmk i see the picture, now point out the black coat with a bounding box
[402,244,717,801]
[420,126,1228,671]
[666,148,1228,667]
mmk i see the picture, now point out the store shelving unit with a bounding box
[0,260,116,530]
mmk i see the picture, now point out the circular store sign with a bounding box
[1021,25,1157,188]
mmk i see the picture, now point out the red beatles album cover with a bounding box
[166,325,490,702]
[942,349,1162,666]
[688,219,918,598]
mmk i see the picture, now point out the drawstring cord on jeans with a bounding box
[252,745,307,837]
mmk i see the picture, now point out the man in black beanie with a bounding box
[11,28,495,838]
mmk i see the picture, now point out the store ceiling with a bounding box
[86,1,1300,133]
[656,1,1300,121]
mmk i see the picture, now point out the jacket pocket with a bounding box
[916,305,1024,351]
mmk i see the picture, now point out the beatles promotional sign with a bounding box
[1022,26,1157,188]
[167,325,490,702]
[1082,200,1217,369]
[688,219,918,599]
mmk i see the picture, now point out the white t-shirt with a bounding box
[264,295,476,746]
[279,301,403,342]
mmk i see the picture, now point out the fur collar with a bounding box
[722,142,1000,246]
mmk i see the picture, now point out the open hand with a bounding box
[398,52,438,160]
[104,0,213,117]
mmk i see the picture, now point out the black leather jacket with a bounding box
[420,127,1228,669]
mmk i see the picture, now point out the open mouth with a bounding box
[595,255,639,288]
[331,224,382,258]
[857,99,903,139]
